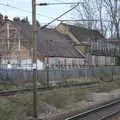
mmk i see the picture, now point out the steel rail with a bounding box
[100,111,120,120]
[65,99,120,120]
[0,81,98,96]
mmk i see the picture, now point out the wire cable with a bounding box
[58,19,111,22]
[37,2,84,6]
[52,0,66,3]
[41,3,80,29]
[0,2,55,20]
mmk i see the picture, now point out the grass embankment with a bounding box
[0,82,39,91]
[0,80,120,120]
[0,76,98,90]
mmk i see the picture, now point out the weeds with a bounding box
[0,80,120,119]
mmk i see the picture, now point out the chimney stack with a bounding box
[0,14,3,24]
[4,15,8,21]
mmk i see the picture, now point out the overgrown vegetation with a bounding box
[0,82,34,90]
[115,56,120,65]
[0,80,120,119]
[95,69,113,82]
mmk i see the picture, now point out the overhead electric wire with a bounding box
[58,19,112,22]
[37,2,84,6]
[40,3,80,29]
[0,2,55,20]
[0,2,31,13]
[0,1,85,23]
[52,0,65,3]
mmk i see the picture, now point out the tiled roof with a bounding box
[13,21,84,58]
[62,23,104,42]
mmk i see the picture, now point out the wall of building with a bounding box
[89,55,115,66]
[55,24,69,34]
[44,57,85,69]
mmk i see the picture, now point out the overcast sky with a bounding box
[0,0,80,27]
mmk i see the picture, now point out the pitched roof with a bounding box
[61,23,104,42]
[13,21,84,58]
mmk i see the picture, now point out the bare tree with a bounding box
[73,0,120,38]
[75,0,97,29]
[74,0,106,33]
[82,0,96,29]
[104,0,120,39]
[21,17,29,24]
[95,0,103,33]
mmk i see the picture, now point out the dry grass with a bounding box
[0,80,120,119]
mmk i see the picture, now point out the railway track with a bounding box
[65,99,120,120]
[0,81,98,96]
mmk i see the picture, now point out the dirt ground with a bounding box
[38,89,120,120]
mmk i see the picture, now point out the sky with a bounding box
[0,0,80,27]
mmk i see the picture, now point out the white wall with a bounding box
[1,58,44,70]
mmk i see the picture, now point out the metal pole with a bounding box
[46,40,49,87]
[32,0,37,118]
[46,56,49,87]
[7,23,10,50]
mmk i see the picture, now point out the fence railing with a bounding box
[0,66,120,89]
